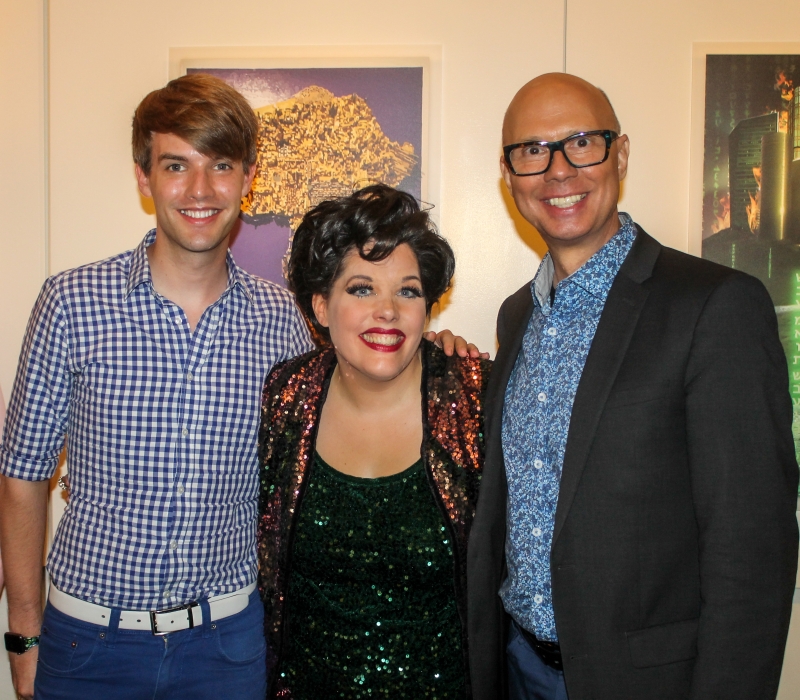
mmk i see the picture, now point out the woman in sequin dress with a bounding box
[257,184,491,699]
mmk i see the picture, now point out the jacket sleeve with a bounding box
[684,273,798,699]
[496,295,511,347]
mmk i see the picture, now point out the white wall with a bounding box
[1,1,799,698]
[0,0,47,399]
[0,0,46,692]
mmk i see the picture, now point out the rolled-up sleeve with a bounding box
[0,276,72,481]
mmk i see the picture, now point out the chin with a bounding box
[543,215,599,240]
[360,359,410,381]
[340,345,420,383]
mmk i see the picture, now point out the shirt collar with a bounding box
[125,229,255,304]
[531,212,636,309]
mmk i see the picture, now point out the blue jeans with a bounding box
[34,589,267,700]
[507,621,569,700]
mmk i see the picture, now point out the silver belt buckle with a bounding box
[149,601,198,636]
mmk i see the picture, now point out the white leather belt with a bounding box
[48,583,256,635]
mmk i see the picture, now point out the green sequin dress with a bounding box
[277,453,466,699]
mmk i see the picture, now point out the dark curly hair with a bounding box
[288,184,455,341]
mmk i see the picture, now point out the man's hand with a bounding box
[0,476,49,700]
[424,330,490,359]
[8,647,38,700]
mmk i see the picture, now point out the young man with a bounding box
[467,73,799,700]
[0,73,310,699]
[0,73,474,699]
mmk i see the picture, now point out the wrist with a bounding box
[7,609,42,639]
[4,632,40,655]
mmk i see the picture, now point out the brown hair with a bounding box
[132,73,258,174]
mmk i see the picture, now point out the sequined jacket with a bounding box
[258,339,491,699]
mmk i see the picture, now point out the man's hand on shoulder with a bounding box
[424,330,490,359]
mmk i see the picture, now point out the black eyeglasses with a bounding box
[503,130,620,176]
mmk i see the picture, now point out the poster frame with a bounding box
[688,41,800,257]
[168,45,441,208]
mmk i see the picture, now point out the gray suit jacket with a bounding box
[467,227,799,700]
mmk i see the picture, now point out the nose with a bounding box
[544,149,576,181]
[188,168,214,200]
[374,294,400,322]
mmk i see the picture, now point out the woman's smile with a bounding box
[359,328,406,352]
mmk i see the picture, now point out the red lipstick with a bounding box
[359,328,406,353]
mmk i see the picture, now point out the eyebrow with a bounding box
[514,128,607,144]
[157,152,189,163]
[344,274,422,283]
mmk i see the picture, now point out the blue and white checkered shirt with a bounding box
[0,230,314,610]
[500,214,637,641]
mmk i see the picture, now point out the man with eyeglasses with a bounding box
[467,73,798,700]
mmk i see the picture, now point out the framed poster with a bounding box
[170,46,439,286]
[690,43,800,470]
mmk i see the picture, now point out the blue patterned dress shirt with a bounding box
[0,230,314,609]
[500,214,637,641]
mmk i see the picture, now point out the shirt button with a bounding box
[534,459,543,469]
[162,590,171,599]
[182,428,189,436]
[533,527,542,537]
[534,594,543,604]
[186,372,193,381]
[170,541,178,550]
[177,485,185,494]
[537,392,547,402]
[547,327,557,336]
[175,318,182,325]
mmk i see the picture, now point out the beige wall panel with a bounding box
[47,0,565,354]
[779,597,800,700]
[0,0,46,396]
[0,3,46,698]
[565,0,800,254]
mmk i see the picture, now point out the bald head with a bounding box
[498,73,631,277]
[502,73,621,145]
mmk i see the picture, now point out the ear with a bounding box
[500,156,515,193]
[311,293,330,328]
[615,135,630,182]
[241,164,256,197]
[135,164,153,199]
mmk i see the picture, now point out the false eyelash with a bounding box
[400,286,423,298]
[345,283,372,295]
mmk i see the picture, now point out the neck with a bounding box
[146,232,230,329]
[548,212,621,285]
[330,349,423,414]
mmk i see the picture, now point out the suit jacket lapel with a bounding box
[485,285,534,435]
[552,228,661,545]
